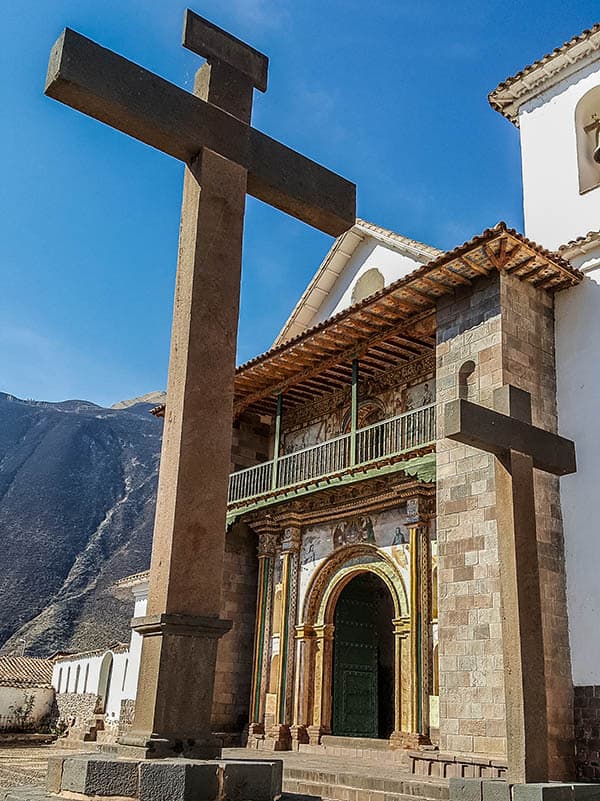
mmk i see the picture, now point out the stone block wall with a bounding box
[55,693,97,727]
[436,274,506,758]
[436,272,573,778]
[212,521,259,738]
[574,685,600,780]
[230,412,271,473]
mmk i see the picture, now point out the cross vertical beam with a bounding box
[444,385,576,783]
[45,7,355,761]
[121,16,263,760]
[493,387,548,783]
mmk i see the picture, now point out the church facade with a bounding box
[57,23,600,783]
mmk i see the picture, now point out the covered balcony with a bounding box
[228,403,435,505]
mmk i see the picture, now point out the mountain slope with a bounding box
[0,392,162,656]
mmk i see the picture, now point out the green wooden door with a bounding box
[332,574,378,737]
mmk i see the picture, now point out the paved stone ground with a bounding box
[0,746,74,791]
[0,744,449,801]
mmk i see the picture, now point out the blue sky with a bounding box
[1,1,597,407]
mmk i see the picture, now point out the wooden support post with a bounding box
[271,393,283,490]
[350,358,359,466]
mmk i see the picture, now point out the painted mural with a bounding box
[298,506,414,611]
[281,376,436,456]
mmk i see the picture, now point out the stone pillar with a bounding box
[436,272,573,777]
[120,154,246,760]
[290,624,315,748]
[390,616,411,747]
[308,623,335,744]
[118,59,253,761]
[247,525,279,740]
[269,524,301,750]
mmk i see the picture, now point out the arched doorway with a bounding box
[331,572,395,739]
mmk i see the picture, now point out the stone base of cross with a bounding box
[444,385,576,785]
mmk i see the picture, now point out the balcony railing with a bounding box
[228,403,435,505]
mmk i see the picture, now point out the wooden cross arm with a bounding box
[45,29,356,237]
[183,10,268,93]
[444,398,576,477]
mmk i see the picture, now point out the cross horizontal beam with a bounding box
[45,28,356,237]
[183,10,268,92]
[444,398,576,476]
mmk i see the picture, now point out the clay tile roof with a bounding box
[53,643,129,664]
[489,23,600,124]
[0,656,54,688]
[231,222,582,417]
[557,229,600,257]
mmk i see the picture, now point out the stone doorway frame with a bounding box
[294,544,411,746]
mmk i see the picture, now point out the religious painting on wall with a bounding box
[404,380,435,411]
[332,515,375,549]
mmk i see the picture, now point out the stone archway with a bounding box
[97,652,114,714]
[295,544,412,745]
[331,572,395,739]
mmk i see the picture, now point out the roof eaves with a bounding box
[489,23,600,124]
[236,222,581,380]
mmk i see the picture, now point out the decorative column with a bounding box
[270,393,283,491]
[307,623,335,744]
[407,514,432,746]
[269,523,302,750]
[390,615,411,747]
[350,357,359,466]
[247,523,279,741]
[290,624,315,748]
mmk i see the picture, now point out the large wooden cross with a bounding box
[45,11,355,759]
[444,385,576,784]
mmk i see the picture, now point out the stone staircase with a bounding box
[280,764,449,801]
[57,715,107,750]
[223,747,450,801]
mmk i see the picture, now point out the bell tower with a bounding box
[489,25,600,266]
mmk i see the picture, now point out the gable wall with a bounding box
[312,239,427,325]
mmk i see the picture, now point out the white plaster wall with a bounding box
[312,239,425,324]
[556,261,600,685]
[104,651,129,720]
[519,60,600,250]
[123,588,148,700]
[52,654,103,695]
[0,686,54,728]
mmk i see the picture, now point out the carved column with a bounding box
[307,622,335,744]
[246,522,279,741]
[407,513,432,746]
[389,615,411,748]
[290,623,315,748]
[270,523,301,750]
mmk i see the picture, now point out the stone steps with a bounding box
[281,765,449,801]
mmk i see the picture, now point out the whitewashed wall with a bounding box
[519,61,600,251]
[312,239,425,324]
[513,45,600,685]
[123,584,148,700]
[50,580,148,720]
[555,259,600,685]
[0,686,54,729]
